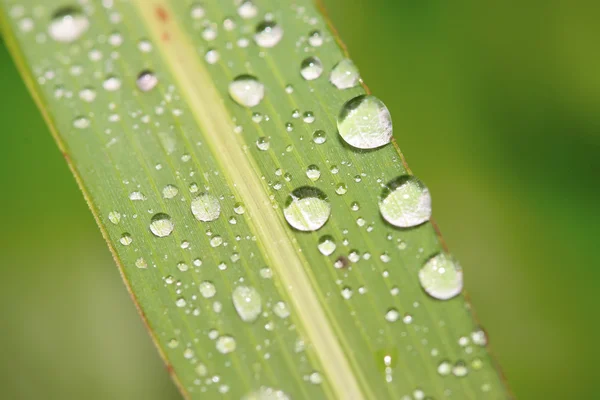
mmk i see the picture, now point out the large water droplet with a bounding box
[418,253,463,300]
[330,59,360,89]
[136,70,158,91]
[283,187,331,231]
[254,21,283,48]
[191,193,220,222]
[337,95,392,149]
[149,213,174,237]
[229,75,264,107]
[48,7,89,43]
[232,286,262,323]
[300,56,323,80]
[379,176,431,228]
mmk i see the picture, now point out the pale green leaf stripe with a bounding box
[0,0,510,399]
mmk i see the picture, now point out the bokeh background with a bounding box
[2,0,599,398]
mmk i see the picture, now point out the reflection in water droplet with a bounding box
[149,213,174,237]
[418,253,463,300]
[317,235,336,256]
[205,48,219,64]
[379,176,431,228]
[229,75,264,107]
[256,137,270,151]
[312,130,326,144]
[119,233,132,246]
[306,165,321,181]
[254,21,283,48]
[300,56,323,80]
[191,193,221,222]
[48,7,89,43]
[330,59,360,89]
[216,335,236,354]
[136,70,158,91]
[108,211,121,224]
[308,30,323,47]
[283,187,331,231]
[232,286,262,323]
[337,95,392,149]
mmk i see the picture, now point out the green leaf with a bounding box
[0,0,511,398]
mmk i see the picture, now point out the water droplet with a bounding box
[232,286,262,323]
[283,187,331,231]
[108,211,121,224]
[149,213,174,237]
[341,287,353,299]
[78,87,96,102]
[135,258,147,269]
[418,253,463,300]
[273,301,290,318]
[242,387,290,400]
[335,183,348,195]
[191,193,221,222]
[175,297,187,307]
[237,1,258,19]
[205,48,220,64]
[73,116,90,129]
[177,262,189,272]
[229,75,264,107]
[234,203,245,214]
[162,184,179,199]
[471,329,488,346]
[256,137,270,151]
[216,335,236,354]
[190,3,205,19]
[317,235,336,256]
[309,371,323,384]
[437,360,452,376]
[330,59,361,89]
[312,130,327,144]
[385,308,400,322]
[136,70,158,91]
[103,75,121,91]
[199,281,216,298]
[308,30,323,47]
[48,7,89,43]
[137,39,152,52]
[119,233,132,246]
[129,191,146,201]
[300,56,323,80]
[337,95,392,149]
[254,21,283,48]
[303,111,315,123]
[306,165,321,181]
[379,176,431,228]
[452,361,469,377]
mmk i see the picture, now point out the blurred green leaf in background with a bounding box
[0,0,598,399]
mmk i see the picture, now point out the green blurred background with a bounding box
[2,0,598,398]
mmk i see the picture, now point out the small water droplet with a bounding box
[300,56,323,80]
[229,75,264,107]
[283,187,331,231]
[330,59,360,89]
[162,184,179,199]
[177,262,189,272]
[379,176,431,228]
[199,281,216,298]
[136,70,158,91]
[335,183,348,195]
[73,116,90,129]
[216,335,236,354]
[418,253,463,300]
[237,1,258,19]
[254,20,283,48]
[119,233,132,246]
[78,87,96,102]
[385,308,400,322]
[129,191,146,201]
[312,130,326,144]
[137,39,152,52]
[303,111,315,123]
[48,7,89,43]
[190,3,205,19]
[306,165,321,181]
[273,301,290,318]
[308,30,323,47]
[256,137,270,151]
[191,193,221,222]
[135,257,147,269]
[149,213,174,237]
[175,297,187,307]
[103,75,121,91]
[234,203,245,214]
[452,361,469,377]
[337,95,392,149]
[232,286,262,323]
[108,211,121,224]
[317,235,336,256]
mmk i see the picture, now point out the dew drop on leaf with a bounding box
[379,176,431,228]
[308,30,323,47]
[191,193,220,222]
[283,187,331,231]
[254,20,283,48]
[330,59,361,89]
[232,286,262,323]
[418,253,463,300]
[199,281,216,298]
[216,335,236,354]
[300,56,323,80]
[317,235,336,256]
[149,213,174,237]
[136,70,158,92]
[337,95,392,149]
[48,7,89,43]
[229,75,264,107]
